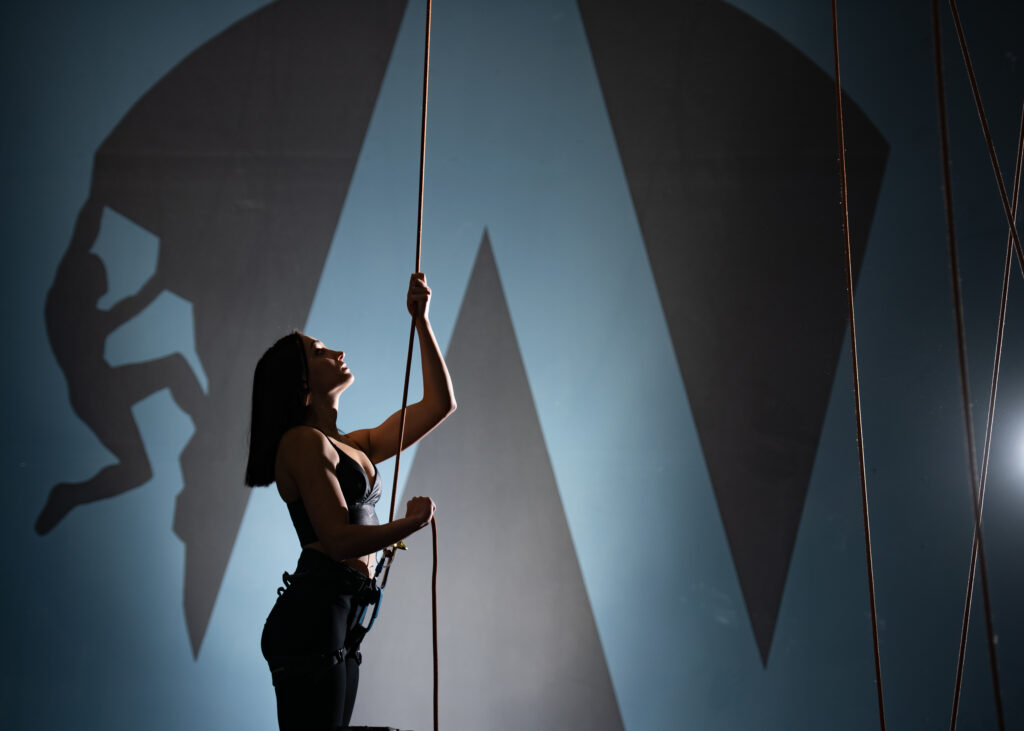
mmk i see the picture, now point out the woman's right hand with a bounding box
[407,272,431,322]
[404,495,436,529]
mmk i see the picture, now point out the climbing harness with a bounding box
[267,565,382,685]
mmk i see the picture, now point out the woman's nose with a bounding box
[336,351,345,361]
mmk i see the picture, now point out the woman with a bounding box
[245,272,455,730]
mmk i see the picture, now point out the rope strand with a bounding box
[388,322,417,524]
[947,101,1023,731]
[929,4,1009,728]
[386,2,439,731]
[930,6,973,726]
[978,102,1024,563]
[415,0,433,275]
[389,0,434,525]
[946,0,1024,278]
[971,103,1023,731]
[432,517,439,731]
[830,3,886,727]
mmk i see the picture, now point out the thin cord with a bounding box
[415,0,433,275]
[388,0,434,524]
[929,4,1008,729]
[978,103,1023,566]
[949,102,1023,731]
[973,103,1023,731]
[385,3,439,731]
[388,323,417,524]
[432,517,439,731]
[947,0,1024,278]
[830,3,886,727]
[931,6,975,726]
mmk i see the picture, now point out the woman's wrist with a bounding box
[394,515,418,535]
[414,314,431,329]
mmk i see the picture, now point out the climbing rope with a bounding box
[387,0,433,526]
[930,8,984,728]
[829,2,886,727]
[948,102,1024,731]
[931,4,1016,729]
[383,1,439,729]
[946,0,1024,278]
[935,3,1020,726]
[380,6,1021,731]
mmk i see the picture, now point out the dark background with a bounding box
[1,0,1021,728]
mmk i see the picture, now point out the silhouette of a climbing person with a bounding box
[35,198,205,534]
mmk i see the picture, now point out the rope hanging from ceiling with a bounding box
[381,0,440,729]
[933,1,1021,727]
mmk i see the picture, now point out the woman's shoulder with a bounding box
[278,425,336,462]
[275,426,343,490]
[274,427,342,501]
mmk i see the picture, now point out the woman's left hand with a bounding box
[407,272,431,322]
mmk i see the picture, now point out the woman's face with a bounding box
[300,333,353,397]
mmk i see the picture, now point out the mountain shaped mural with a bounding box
[354,233,625,731]
[578,0,889,662]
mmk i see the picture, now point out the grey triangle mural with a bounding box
[35,0,408,656]
[354,232,625,731]
[577,0,889,663]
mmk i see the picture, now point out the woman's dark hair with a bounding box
[245,332,309,486]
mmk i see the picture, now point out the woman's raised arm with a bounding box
[348,272,456,463]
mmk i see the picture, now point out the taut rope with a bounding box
[830,2,886,727]
[385,1,440,730]
[936,4,1020,727]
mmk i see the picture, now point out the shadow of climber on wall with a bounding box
[35,198,205,535]
[32,0,408,656]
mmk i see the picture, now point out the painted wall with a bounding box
[1,0,1021,729]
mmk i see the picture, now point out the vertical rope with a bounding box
[385,3,439,731]
[948,102,1023,731]
[388,0,434,525]
[946,0,1024,277]
[389,324,418,524]
[978,104,1024,555]
[972,103,1023,731]
[930,7,973,727]
[415,0,433,275]
[830,3,886,727]
[929,4,1008,729]
[432,517,439,731]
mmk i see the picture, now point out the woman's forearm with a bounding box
[416,317,456,413]
[322,517,422,563]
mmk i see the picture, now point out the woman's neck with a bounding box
[304,396,341,437]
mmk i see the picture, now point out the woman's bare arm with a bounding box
[278,427,434,562]
[348,273,456,463]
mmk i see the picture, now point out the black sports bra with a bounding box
[286,429,382,546]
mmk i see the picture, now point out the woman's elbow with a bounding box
[438,398,456,425]
[427,396,456,421]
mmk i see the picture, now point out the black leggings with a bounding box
[261,550,372,730]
